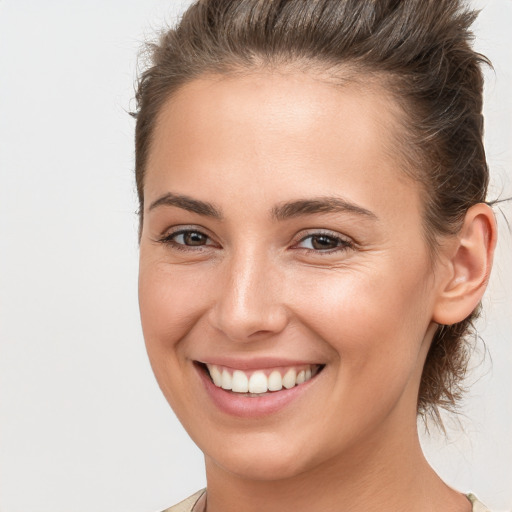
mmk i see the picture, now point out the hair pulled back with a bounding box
[133,0,490,424]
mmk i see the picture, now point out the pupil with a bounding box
[312,235,337,250]
[185,232,206,245]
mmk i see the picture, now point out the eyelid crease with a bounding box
[158,224,214,239]
[293,227,354,243]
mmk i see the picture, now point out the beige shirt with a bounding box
[162,489,492,512]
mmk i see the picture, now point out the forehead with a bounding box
[145,70,419,221]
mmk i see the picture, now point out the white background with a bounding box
[0,1,510,511]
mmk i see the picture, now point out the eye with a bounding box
[295,233,353,252]
[157,228,217,250]
[173,231,209,246]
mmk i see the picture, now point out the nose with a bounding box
[207,250,289,342]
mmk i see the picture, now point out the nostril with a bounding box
[206,277,289,342]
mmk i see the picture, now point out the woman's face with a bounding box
[138,71,445,480]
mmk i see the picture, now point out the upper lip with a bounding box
[195,357,322,371]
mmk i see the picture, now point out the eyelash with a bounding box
[294,232,354,255]
[157,228,217,252]
[156,228,354,255]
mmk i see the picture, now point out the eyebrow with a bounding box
[148,192,377,222]
[271,197,378,221]
[149,192,223,219]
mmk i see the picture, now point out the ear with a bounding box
[432,203,497,326]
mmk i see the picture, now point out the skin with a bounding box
[138,70,495,512]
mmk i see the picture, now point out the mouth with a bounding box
[197,362,325,397]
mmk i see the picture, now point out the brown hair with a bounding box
[133,0,490,424]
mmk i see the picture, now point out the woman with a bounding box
[134,1,498,510]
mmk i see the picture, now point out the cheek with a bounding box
[138,259,210,345]
[138,258,213,403]
[286,265,435,442]
[292,262,434,379]
[138,258,216,415]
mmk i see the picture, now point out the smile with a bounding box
[204,363,323,396]
[195,361,326,417]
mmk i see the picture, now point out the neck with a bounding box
[203,418,470,512]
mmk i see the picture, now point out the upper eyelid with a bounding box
[161,225,213,238]
[294,229,353,243]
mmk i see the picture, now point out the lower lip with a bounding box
[196,364,320,418]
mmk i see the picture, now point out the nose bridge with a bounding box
[210,245,287,341]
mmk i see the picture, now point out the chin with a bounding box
[203,433,316,481]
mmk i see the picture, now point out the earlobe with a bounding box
[432,203,497,326]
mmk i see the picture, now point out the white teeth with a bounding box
[267,370,283,391]
[232,370,249,392]
[205,364,320,394]
[248,371,268,394]
[209,365,222,387]
[282,368,297,389]
[221,369,232,390]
